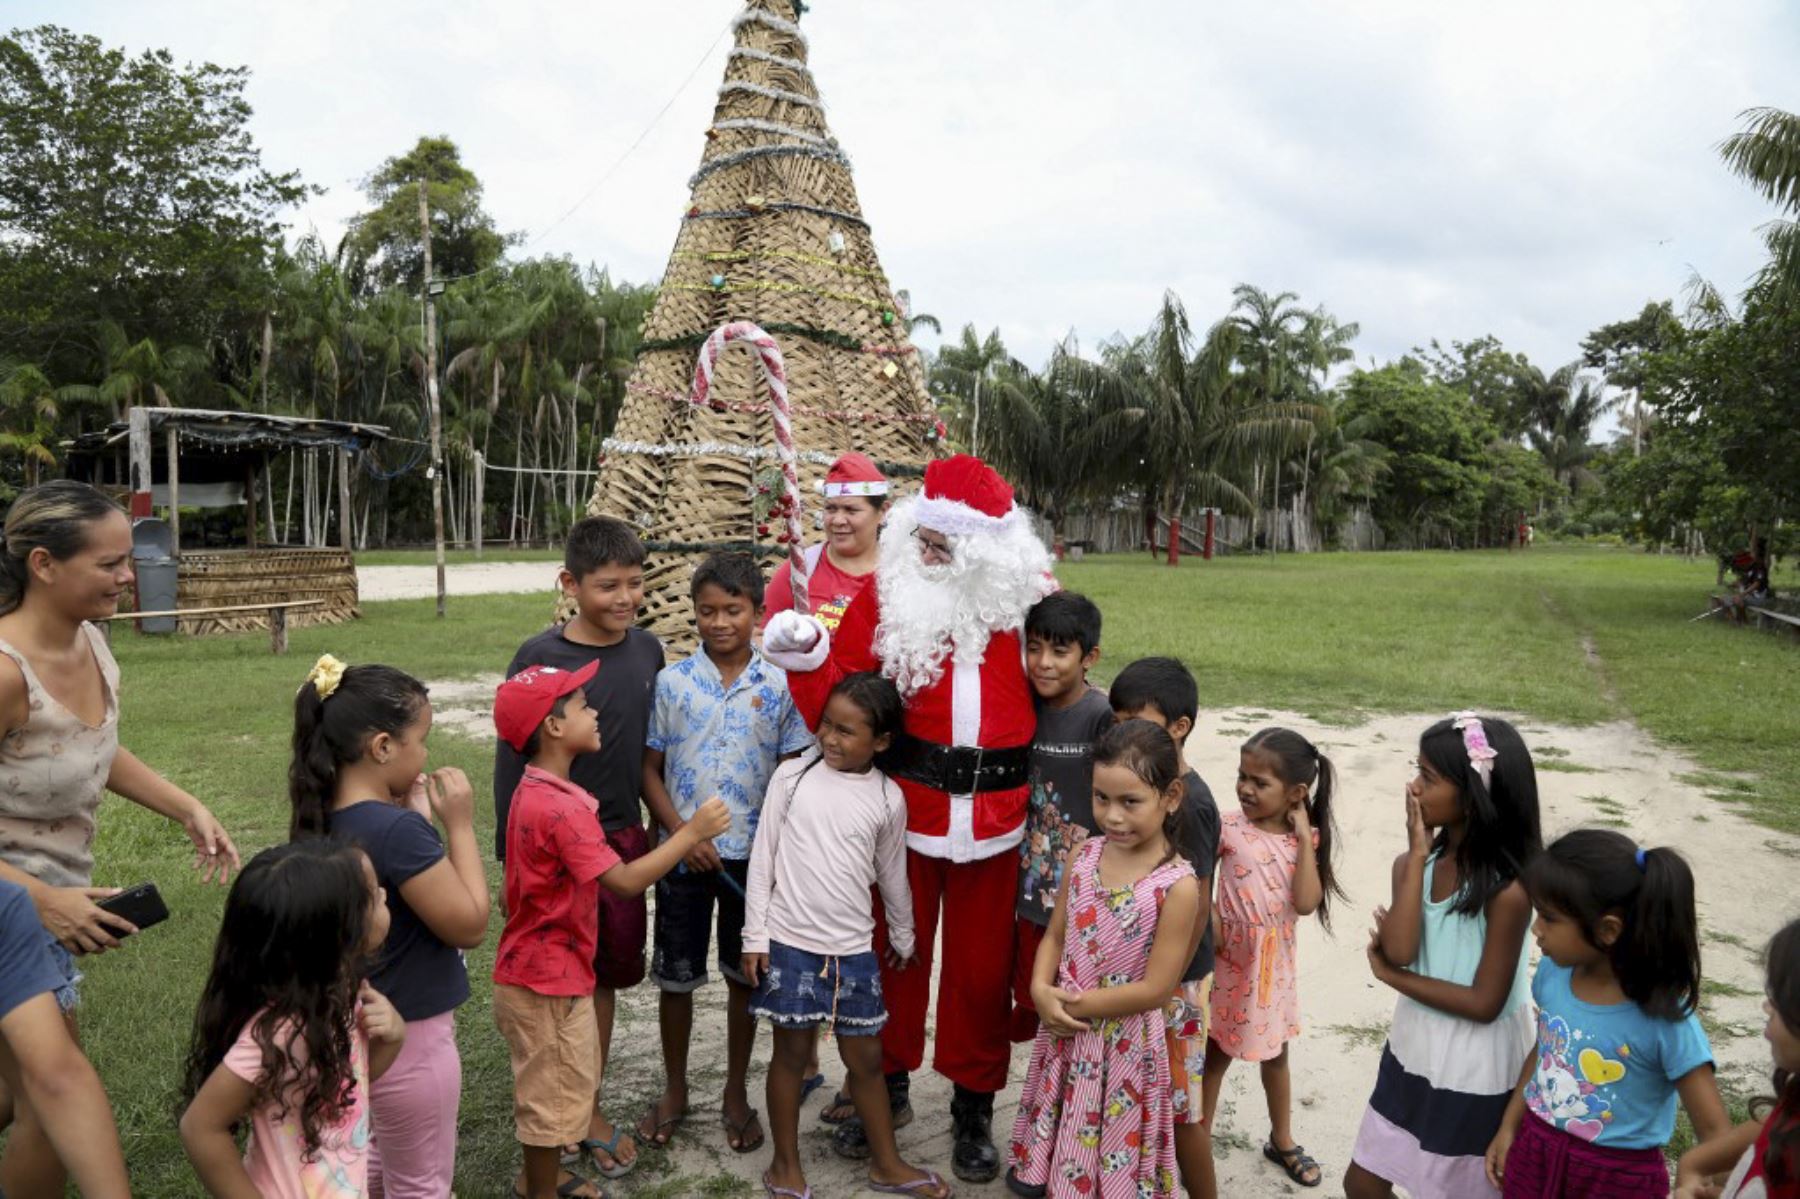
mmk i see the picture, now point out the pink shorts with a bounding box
[368,1010,460,1199]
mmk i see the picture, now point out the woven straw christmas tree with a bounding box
[583,0,940,649]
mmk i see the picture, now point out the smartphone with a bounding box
[97,882,169,933]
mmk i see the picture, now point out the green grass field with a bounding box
[62,546,1797,1193]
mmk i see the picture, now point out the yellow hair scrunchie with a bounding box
[303,653,347,700]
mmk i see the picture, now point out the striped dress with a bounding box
[1007,836,1188,1198]
[1350,855,1534,1198]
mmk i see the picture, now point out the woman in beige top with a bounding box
[0,480,240,1195]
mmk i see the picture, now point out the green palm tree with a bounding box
[1718,107,1800,301]
[931,325,1010,457]
[1526,373,1612,495]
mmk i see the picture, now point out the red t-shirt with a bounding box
[759,548,876,634]
[493,766,621,997]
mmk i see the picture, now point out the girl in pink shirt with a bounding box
[180,841,407,1198]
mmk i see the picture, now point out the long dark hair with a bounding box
[1418,715,1542,916]
[289,663,429,839]
[1523,829,1701,1020]
[1242,727,1346,930]
[1093,718,1188,865]
[795,670,904,796]
[0,480,122,616]
[1762,918,1800,1188]
[181,841,372,1158]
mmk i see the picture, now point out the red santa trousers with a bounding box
[870,846,1019,1093]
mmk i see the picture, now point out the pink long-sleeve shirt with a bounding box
[743,756,916,960]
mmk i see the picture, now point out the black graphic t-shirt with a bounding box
[1016,687,1116,926]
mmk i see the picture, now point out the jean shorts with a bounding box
[46,932,81,1012]
[749,941,886,1036]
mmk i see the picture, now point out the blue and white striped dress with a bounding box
[1350,856,1534,1198]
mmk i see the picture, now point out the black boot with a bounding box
[950,1084,1000,1183]
[830,1070,912,1160]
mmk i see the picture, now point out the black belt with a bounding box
[877,733,1030,794]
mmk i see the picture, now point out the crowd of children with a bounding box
[0,475,1796,1199]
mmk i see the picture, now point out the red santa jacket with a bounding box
[784,583,1036,862]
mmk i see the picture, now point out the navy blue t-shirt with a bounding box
[0,879,63,1020]
[1179,768,1221,982]
[329,801,470,1022]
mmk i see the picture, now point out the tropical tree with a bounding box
[1718,107,1800,303]
[931,325,1010,457]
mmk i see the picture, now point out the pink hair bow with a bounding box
[1451,711,1497,790]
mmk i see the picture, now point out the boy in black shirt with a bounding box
[1009,592,1113,1042]
[493,515,663,1177]
[1110,656,1221,1199]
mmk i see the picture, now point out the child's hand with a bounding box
[1404,793,1431,860]
[358,983,406,1046]
[689,796,731,841]
[1032,984,1087,1038]
[403,773,432,818]
[424,768,475,827]
[1288,799,1313,836]
[1366,921,1397,984]
[682,837,723,873]
[741,952,768,987]
[1484,1125,1515,1189]
[883,946,916,971]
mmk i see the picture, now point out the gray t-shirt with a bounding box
[1179,768,1221,981]
[493,625,663,855]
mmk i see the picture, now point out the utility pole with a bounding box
[418,179,448,617]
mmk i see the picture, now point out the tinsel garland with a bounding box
[718,80,820,110]
[601,438,923,478]
[710,117,837,150]
[684,201,868,229]
[638,321,908,356]
[673,248,884,280]
[689,143,850,190]
[732,8,807,44]
[628,380,936,424]
[668,279,886,312]
[729,46,812,74]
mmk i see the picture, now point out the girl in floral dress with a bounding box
[1199,727,1345,1189]
[1007,720,1201,1199]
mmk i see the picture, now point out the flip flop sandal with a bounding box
[762,1171,814,1198]
[1263,1138,1323,1188]
[799,1072,827,1103]
[818,1088,857,1125]
[512,1172,605,1199]
[868,1169,954,1197]
[635,1103,688,1148]
[569,1128,635,1180]
[722,1106,766,1154]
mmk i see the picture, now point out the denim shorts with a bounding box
[651,859,751,991]
[46,931,81,1012]
[749,941,886,1036]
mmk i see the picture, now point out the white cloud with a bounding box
[18,0,1799,373]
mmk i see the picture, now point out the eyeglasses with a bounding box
[913,528,953,561]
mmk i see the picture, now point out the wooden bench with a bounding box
[1752,605,1800,640]
[96,600,326,654]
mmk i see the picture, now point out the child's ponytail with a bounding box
[288,657,429,840]
[1242,728,1347,930]
[1524,829,1701,1020]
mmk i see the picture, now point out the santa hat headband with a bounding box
[910,454,1019,537]
[820,452,889,498]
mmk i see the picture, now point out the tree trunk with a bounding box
[510,410,524,544]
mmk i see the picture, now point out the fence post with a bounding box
[1204,509,1216,560]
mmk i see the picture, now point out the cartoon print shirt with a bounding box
[1015,687,1115,925]
[223,1005,371,1199]
[1522,958,1713,1150]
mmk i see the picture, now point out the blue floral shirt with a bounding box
[646,649,813,860]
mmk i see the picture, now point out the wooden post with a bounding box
[128,407,153,519]
[166,425,181,560]
[336,446,353,550]
[419,179,448,617]
[264,453,278,547]
[473,451,485,559]
[245,464,258,550]
[270,605,288,655]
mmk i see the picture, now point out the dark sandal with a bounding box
[1263,1138,1322,1187]
[819,1088,857,1124]
[512,1171,604,1199]
[723,1106,765,1153]
[800,1071,827,1103]
[568,1127,635,1179]
[635,1103,687,1148]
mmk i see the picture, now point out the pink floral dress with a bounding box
[1208,811,1315,1062]
[1007,837,1188,1198]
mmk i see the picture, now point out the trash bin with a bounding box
[131,518,177,634]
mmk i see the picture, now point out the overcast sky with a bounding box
[18,1,1800,374]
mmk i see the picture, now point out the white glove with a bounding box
[761,610,830,672]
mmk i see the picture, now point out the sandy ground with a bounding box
[425,667,1799,1197]
[358,561,563,602]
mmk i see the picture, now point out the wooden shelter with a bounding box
[583,0,941,648]
[63,408,392,634]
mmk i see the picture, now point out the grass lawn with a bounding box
[66,546,1796,1193]
[354,546,564,567]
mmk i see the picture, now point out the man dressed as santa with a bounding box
[764,454,1054,1183]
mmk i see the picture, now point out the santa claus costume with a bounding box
[765,454,1054,1183]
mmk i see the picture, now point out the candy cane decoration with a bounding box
[690,321,809,612]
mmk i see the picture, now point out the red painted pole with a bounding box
[1167,516,1181,566]
[1204,509,1216,560]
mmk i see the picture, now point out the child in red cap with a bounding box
[491,663,729,1199]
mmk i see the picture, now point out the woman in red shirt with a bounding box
[760,453,888,635]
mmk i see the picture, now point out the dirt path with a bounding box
[429,681,1796,1196]
[358,561,561,603]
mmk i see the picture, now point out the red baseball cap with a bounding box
[493,660,599,752]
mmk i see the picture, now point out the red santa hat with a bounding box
[819,452,889,499]
[911,454,1019,537]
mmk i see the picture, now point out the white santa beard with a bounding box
[873,498,1055,698]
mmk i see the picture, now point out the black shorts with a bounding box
[650,859,751,991]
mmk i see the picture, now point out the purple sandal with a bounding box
[762,1172,814,1199]
[868,1171,952,1197]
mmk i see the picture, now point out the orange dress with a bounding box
[1207,811,1313,1062]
